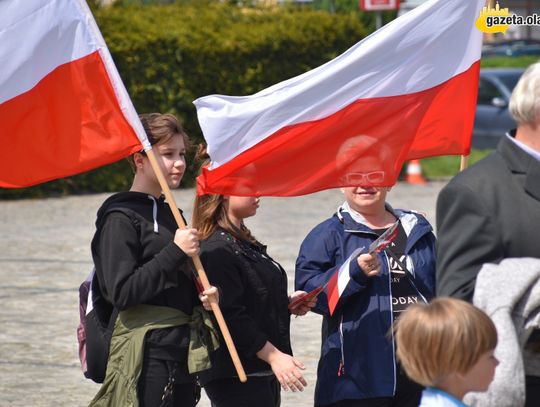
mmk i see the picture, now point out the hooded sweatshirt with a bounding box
[91,191,199,377]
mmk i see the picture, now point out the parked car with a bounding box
[482,39,540,58]
[472,68,525,149]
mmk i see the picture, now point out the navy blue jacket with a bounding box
[295,205,436,405]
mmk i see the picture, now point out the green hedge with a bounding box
[102,2,366,136]
[0,3,366,199]
[4,3,537,200]
[481,55,539,68]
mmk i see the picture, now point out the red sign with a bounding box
[360,0,400,11]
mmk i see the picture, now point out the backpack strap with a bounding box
[92,206,142,305]
[81,207,142,382]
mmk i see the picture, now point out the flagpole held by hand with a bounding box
[145,148,248,383]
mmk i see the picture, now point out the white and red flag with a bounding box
[325,220,400,315]
[195,0,484,197]
[0,0,149,188]
[326,247,365,316]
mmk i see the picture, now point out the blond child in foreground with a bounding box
[394,298,499,407]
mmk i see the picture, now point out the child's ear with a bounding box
[133,152,145,169]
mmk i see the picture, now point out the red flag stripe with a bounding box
[0,51,142,188]
[197,61,479,197]
[326,271,340,316]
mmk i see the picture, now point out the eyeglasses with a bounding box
[342,171,386,185]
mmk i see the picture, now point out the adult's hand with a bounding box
[357,252,381,277]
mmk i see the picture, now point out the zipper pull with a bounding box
[337,360,345,377]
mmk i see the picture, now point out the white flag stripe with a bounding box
[0,0,100,105]
[194,0,483,170]
[77,0,151,150]
[0,0,150,149]
[337,247,365,296]
[0,0,153,188]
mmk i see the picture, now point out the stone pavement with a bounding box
[0,182,445,406]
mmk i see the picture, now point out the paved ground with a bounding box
[0,182,445,406]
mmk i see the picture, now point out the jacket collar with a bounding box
[500,132,540,201]
[336,202,433,252]
[336,201,381,233]
[337,202,429,234]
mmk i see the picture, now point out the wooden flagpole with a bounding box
[460,154,469,171]
[146,149,247,382]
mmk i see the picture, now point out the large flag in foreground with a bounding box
[0,0,150,188]
[195,0,484,197]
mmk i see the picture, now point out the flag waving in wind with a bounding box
[195,0,485,197]
[0,0,149,188]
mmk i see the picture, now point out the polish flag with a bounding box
[195,0,484,197]
[326,247,364,316]
[327,221,400,314]
[0,0,150,188]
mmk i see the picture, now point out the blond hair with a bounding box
[509,62,540,126]
[394,297,497,387]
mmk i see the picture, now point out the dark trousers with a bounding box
[526,375,540,407]
[204,375,281,407]
[321,369,422,407]
[137,357,199,407]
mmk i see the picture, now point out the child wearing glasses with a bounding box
[295,179,436,407]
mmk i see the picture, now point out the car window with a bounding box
[499,74,521,92]
[478,78,502,105]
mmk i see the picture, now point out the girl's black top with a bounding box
[197,228,292,384]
